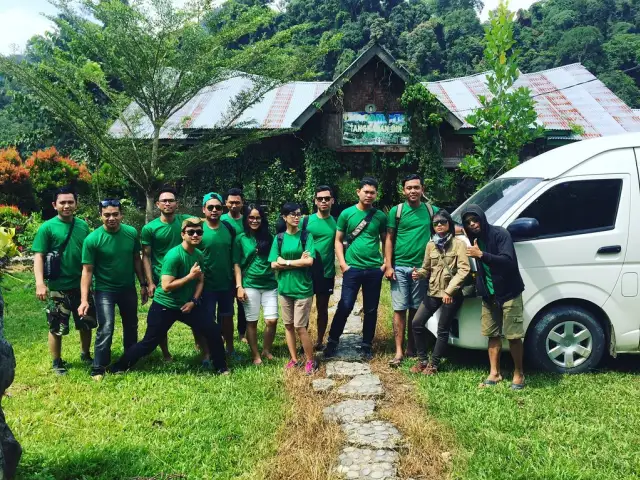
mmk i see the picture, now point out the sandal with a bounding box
[510,377,526,390]
[410,361,428,373]
[421,363,438,376]
[479,376,503,388]
[388,357,403,368]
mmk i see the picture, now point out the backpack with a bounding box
[277,215,310,255]
[221,220,236,255]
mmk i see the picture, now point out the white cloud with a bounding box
[0,6,55,55]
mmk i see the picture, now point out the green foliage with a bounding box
[0,227,20,271]
[0,205,30,252]
[461,2,544,186]
[15,211,43,253]
[302,144,341,211]
[400,83,453,203]
[258,158,303,226]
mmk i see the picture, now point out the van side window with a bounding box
[518,179,622,238]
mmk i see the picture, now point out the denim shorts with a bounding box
[390,266,426,311]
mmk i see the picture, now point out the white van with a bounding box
[432,133,640,373]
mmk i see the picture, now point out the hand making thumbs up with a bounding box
[467,239,483,259]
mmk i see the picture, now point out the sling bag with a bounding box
[342,208,377,252]
[44,218,75,281]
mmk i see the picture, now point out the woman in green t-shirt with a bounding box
[268,202,318,375]
[233,204,278,365]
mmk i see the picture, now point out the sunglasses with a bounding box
[100,199,121,207]
[432,219,448,227]
[464,217,480,225]
[287,212,302,218]
[184,229,203,237]
[315,196,332,203]
[248,216,262,222]
[206,205,223,211]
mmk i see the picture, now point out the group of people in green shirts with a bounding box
[33,174,526,388]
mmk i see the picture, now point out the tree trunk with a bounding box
[145,192,154,224]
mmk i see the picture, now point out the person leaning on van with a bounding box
[461,204,526,391]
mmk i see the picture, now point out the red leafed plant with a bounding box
[25,147,91,194]
[0,148,29,187]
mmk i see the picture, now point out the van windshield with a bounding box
[453,178,543,224]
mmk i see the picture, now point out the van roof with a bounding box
[502,133,640,180]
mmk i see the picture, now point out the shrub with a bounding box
[25,147,92,199]
[0,205,27,252]
[0,147,33,209]
[17,211,43,253]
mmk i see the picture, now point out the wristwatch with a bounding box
[190,296,200,306]
[286,260,291,267]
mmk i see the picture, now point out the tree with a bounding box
[0,0,336,221]
[461,1,544,186]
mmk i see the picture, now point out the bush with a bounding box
[0,205,28,252]
[17,211,43,253]
[25,147,92,204]
[0,147,33,209]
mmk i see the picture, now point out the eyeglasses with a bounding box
[100,199,121,207]
[206,205,223,211]
[158,198,176,204]
[315,196,332,203]
[432,219,448,227]
[227,201,241,206]
[287,212,302,218]
[184,229,203,236]
[248,216,262,222]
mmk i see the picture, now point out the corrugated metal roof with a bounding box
[109,76,332,139]
[423,63,640,139]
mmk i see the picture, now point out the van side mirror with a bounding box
[508,217,539,241]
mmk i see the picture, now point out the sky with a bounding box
[0,0,538,56]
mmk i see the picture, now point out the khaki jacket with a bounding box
[416,236,471,297]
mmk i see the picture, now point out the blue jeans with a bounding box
[92,289,138,375]
[202,290,234,324]
[328,267,384,348]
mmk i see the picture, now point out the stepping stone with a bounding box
[344,315,362,334]
[312,379,336,392]
[326,334,362,361]
[342,421,402,450]
[324,399,376,424]
[336,447,399,479]
[328,305,338,314]
[338,375,384,398]
[326,361,371,378]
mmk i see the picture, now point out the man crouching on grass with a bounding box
[110,217,229,375]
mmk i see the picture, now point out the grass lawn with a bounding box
[381,283,640,480]
[2,272,291,480]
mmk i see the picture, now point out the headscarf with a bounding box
[202,192,223,206]
[431,209,455,252]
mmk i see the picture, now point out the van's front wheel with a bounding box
[526,305,606,373]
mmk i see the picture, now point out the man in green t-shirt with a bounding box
[78,199,148,380]
[384,174,439,365]
[200,192,240,358]
[221,187,247,343]
[140,186,189,362]
[32,186,96,375]
[324,177,387,361]
[110,217,228,375]
[305,185,337,351]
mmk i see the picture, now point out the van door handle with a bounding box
[597,245,621,254]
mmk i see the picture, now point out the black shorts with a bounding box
[312,257,334,295]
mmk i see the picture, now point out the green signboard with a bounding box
[342,112,410,146]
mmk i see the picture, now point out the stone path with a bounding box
[315,283,404,480]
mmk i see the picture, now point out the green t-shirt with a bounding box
[337,205,387,270]
[81,224,141,292]
[198,221,239,292]
[220,214,244,235]
[153,244,204,310]
[268,231,315,299]
[387,202,439,268]
[235,233,277,290]
[140,214,190,283]
[32,216,91,291]
[478,239,495,295]
[305,214,337,279]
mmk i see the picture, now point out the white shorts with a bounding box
[244,288,279,322]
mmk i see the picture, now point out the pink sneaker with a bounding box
[285,359,297,369]
[305,360,318,376]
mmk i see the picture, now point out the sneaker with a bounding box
[323,342,337,359]
[360,347,373,362]
[410,361,428,374]
[52,358,67,375]
[91,374,104,382]
[304,360,319,376]
[285,359,298,369]
[80,352,93,364]
[201,359,213,370]
[313,343,326,352]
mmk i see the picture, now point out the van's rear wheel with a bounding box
[526,305,605,373]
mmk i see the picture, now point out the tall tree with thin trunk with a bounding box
[0,0,337,221]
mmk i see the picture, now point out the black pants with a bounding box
[412,294,463,367]
[328,267,384,348]
[113,301,227,372]
[236,298,246,336]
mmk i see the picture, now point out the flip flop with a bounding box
[479,377,502,388]
[510,378,526,390]
[388,357,403,367]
